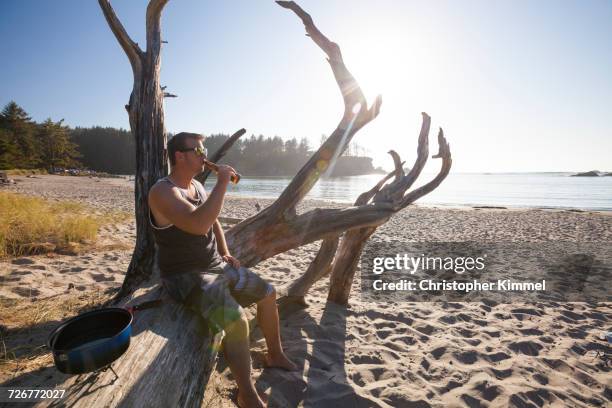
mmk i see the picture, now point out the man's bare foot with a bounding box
[237,390,266,408]
[264,352,298,371]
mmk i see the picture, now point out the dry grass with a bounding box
[0,192,130,258]
[4,169,48,176]
[0,289,115,379]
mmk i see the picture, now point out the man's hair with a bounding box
[167,132,205,166]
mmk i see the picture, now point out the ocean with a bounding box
[204,172,612,210]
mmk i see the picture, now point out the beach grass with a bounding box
[0,191,129,257]
[3,169,48,176]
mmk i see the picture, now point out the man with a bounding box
[148,132,295,408]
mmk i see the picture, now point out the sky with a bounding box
[1,0,611,173]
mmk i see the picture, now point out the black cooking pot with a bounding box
[47,308,132,374]
[47,300,162,374]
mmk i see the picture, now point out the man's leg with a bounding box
[222,314,265,408]
[256,290,297,371]
[188,272,265,408]
[224,265,296,371]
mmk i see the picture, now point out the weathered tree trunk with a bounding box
[99,0,169,297]
[327,226,377,304]
[284,235,339,302]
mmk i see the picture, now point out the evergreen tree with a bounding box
[70,126,135,174]
[38,119,81,169]
[0,128,19,170]
[298,137,310,156]
[0,101,41,168]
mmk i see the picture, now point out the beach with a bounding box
[1,175,611,407]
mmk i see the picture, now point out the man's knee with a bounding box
[257,285,276,306]
[223,307,249,338]
[266,286,276,299]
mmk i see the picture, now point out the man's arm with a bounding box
[149,166,235,235]
[213,220,241,268]
[213,220,230,257]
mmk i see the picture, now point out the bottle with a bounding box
[203,159,241,184]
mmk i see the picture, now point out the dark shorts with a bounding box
[161,263,274,333]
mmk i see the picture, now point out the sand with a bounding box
[1,174,611,407]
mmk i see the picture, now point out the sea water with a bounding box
[203,172,612,210]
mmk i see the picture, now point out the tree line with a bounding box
[0,101,80,170]
[0,101,379,176]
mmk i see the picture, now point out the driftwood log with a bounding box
[41,1,452,406]
[39,283,223,408]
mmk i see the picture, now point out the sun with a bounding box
[344,31,409,103]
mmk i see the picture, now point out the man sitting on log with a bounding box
[149,132,296,408]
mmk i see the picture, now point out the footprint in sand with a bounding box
[519,328,544,336]
[430,346,447,360]
[461,394,486,407]
[90,273,115,282]
[374,321,397,329]
[11,287,41,297]
[454,350,478,364]
[376,329,393,340]
[508,340,543,356]
[10,270,31,276]
[11,258,35,265]
[488,367,514,380]
[350,353,384,365]
[511,308,543,316]
[456,328,476,338]
[475,382,505,401]
[414,324,436,336]
[438,379,463,394]
[559,310,585,321]
[484,351,511,363]
[532,373,548,385]
[509,389,557,407]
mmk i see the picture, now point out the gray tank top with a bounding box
[150,177,223,277]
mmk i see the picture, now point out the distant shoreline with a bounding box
[5,174,612,213]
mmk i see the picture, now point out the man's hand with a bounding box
[222,254,241,269]
[217,164,237,185]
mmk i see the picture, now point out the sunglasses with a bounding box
[177,146,207,157]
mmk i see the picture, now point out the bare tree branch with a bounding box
[355,165,398,206]
[374,112,430,203]
[229,204,394,266]
[98,0,143,74]
[388,149,404,182]
[277,1,366,116]
[264,1,382,219]
[145,0,169,67]
[399,128,452,208]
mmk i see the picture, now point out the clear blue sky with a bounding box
[1,0,611,172]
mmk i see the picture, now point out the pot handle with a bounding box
[125,299,163,314]
[47,319,71,352]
